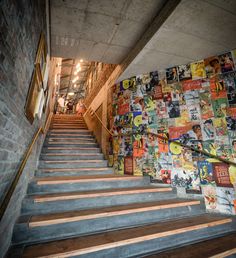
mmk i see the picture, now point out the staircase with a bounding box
[8,115,236,257]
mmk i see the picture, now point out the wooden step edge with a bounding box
[29,200,201,228]
[45,147,100,150]
[42,160,105,163]
[47,142,96,145]
[42,153,102,156]
[48,138,94,141]
[22,218,232,258]
[40,167,110,172]
[209,248,236,258]
[36,176,143,185]
[33,188,172,203]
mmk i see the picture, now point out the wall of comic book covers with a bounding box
[111,50,236,215]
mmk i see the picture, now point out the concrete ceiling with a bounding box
[50,0,166,63]
[118,0,236,81]
[50,0,236,83]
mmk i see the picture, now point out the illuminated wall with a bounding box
[111,49,236,215]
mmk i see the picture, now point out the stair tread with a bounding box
[23,199,200,227]
[30,186,172,202]
[34,175,143,184]
[42,160,105,163]
[42,153,102,156]
[40,167,111,172]
[21,214,232,258]
[146,232,236,258]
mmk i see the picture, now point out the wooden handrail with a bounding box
[0,112,53,221]
[113,131,236,167]
[83,104,113,136]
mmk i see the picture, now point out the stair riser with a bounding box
[43,144,99,148]
[41,148,101,154]
[28,179,150,194]
[47,134,93,139]
[45,138,95,143]
[38,161,107,169]
[40,154,104,161]
[13,205,205,245]
[48,131,92,136]
[22,192,177,216]
[73,224,235,258]
[36,169,113,177]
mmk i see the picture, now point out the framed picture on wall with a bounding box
[35,33,47,81]
[24,68,43,124]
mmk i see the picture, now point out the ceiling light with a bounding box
[76,63,80,69]
[80,59,83,62]
[74,84,77,88]
[74,71,78,75]
[68,92,74,96]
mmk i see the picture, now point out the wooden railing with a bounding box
[0,112,53,221]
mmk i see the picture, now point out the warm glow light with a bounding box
[74,84,77,88]
[74,71,77,75]
[76,63,80,69]
[68,92,74,96]
[72,76,79,83]
[80,59,83,62]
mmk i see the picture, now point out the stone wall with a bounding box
[0,0,47,256]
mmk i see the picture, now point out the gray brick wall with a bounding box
[0,0,47,256]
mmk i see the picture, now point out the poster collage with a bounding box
[111,49,236,215]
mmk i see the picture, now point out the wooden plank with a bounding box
[36,176,142,185]
[22,215,232,258]
[146,232,236,258]
[29,200,200,227]
[33,187,170,203]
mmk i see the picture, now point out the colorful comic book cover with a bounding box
[216,144,232,160]
[123,112,133,128]
[171,169,188,188]
[226,116,236,138]
[146,110,158,129]
[133,111,143,129]
[142,73,151,84]
[212,162,233,188]
[213,117,228,136]
[177,64,192,81]
[218,52,235,73]
[182,79,202,91]
[199,89,214,119]
[167,101,180,118]
[120,77,136,91]
[130,97,144,112]
[163,91,172,102]
[188,104,201,122]
[152,84,163,100]
[184,90,199,105]
[157,129,169,153]
[202,140,217,156]
[156,100,168,119]
[124,135,133,156]
[190,60,206,80]
[112,136,121,155]
[197,160,214,185]
[204,56,221,78]
[224,75,236,106]
[114,155,124,175]
[227,107,236,118]
[147,71,159,93]
[212,98,228,118]
[117,103,129,115]
[168,124,193,140]
[166,67,179,84]
[202,185,217,210]
[210,79,227,100]
[133,134,146,157]
[216,187,236,215]
[185,170,202,194]
[232,49,236,67]
[154,169,171,184]
[144,95,156,111]
[133,83,146,98]
[201,119,215,141]
[133,157,144,176]
[175,105,190,126]
[230,138,236,159]
[124,156,133,175]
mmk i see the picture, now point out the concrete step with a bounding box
[43,142,99,148]
[28,175,151,194]
[36,167,113,177]
[40,153,104,161]
[50,125,87,129]
[10,214,235,258]
[50,129,91,133]
[143,232,236,258]
[46,137,95,142]
[22,186,175,215]
[47,133,93,138]
[38,160,108,169]
[41,147,101,154]
[12,199,204,245]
